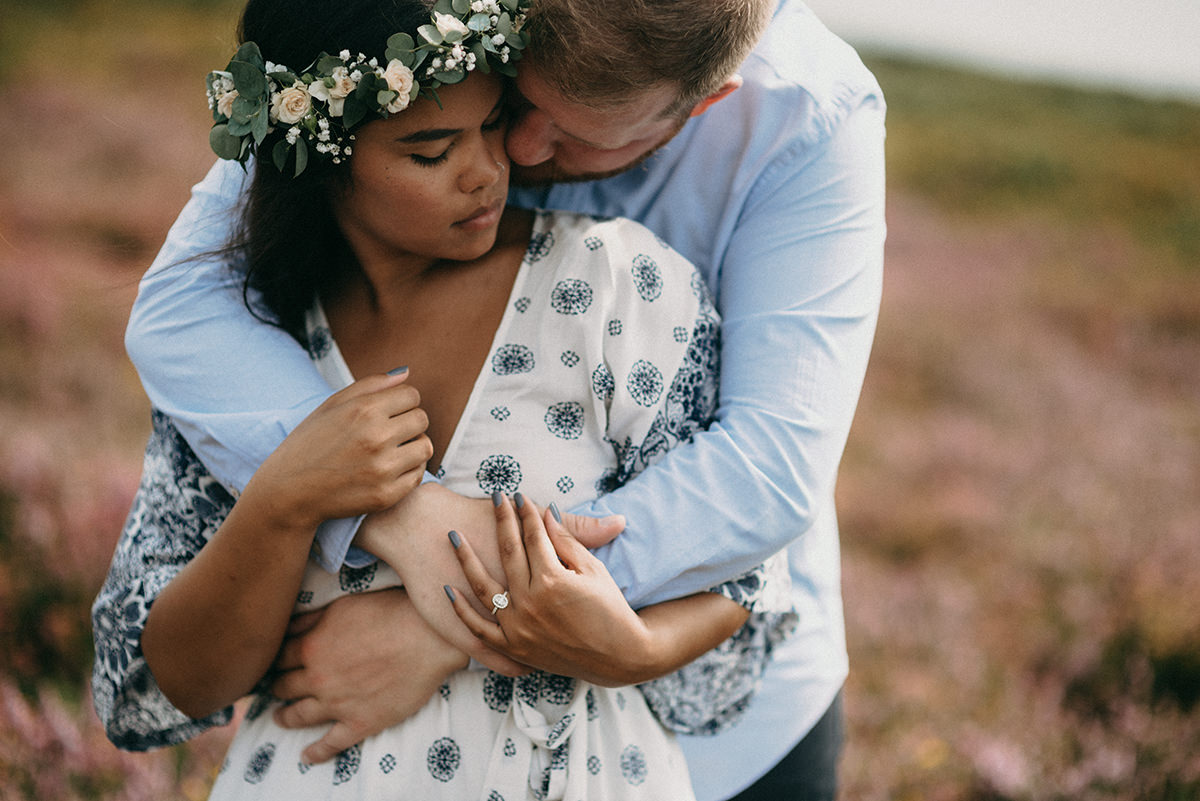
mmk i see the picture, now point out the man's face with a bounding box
[506,63,687,185]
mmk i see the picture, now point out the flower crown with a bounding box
[205,0,529,175]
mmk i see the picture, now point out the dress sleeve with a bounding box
[91,411,238,749]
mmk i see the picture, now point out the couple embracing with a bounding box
[92,0,885,799]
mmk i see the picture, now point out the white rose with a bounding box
[382,60,414,113]
[328,67,356,99]
[216,89,239,118]
[434,11,470,38]
[271,86,312,124]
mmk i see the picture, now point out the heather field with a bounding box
[2,2,1198,799]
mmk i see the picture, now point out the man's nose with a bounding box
[504,107,557,166]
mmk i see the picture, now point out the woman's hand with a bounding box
[446,493,659,686]
[248,369,433,531]
[446,493,751,686]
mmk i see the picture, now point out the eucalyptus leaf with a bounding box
[294,138,308,176]
[377,89,397,108]
[433,0,456,14]
[209,124,244,160]
[471,41,489,68]
[468,12,492,31]
[231,94,259,123]
[229,60,267,99]
[342,95,368,129]
[316,54,343,74]
[251,102,269,143]
[495,61,517,78]
[451,0,470,14]
[227,116,254,136]
[500,0,518,12]
[388,32,416,51]
[496,13,513,36]
[418,24,443,45]
[443,29,464,44]
[233,41,265,70]
[272,139,290,173]
[433,69,466,85]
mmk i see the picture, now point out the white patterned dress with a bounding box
[93,211,796,801]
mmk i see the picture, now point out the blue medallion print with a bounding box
[491,344,535,375]
[526,230,555,262]
[588,755,602,775]
[514,296,531,313]
[490,405,511,421]
[550,278,594,315]
[307,325,333,359]
[608,319,623,336]
[427,737,461,783]
[631,254,663,302]
[584,235,603,251]
[626,359,664,407]
[591,363,614,402]
[333,744,361,785]
[560,350,580,367]
[380,754,397,774]
[243,743,275,784]
[620,744,648,786]
[556,475,574,494]
[476,454,522,494]
[484,671,514,712]
[544,401,585,440]
[338,562,377,593]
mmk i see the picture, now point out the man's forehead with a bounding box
[515,66,678,148]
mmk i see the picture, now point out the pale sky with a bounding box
[804,0,1200,102]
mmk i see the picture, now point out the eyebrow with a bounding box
[394,97,506,144]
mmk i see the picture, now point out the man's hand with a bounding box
[269,588,466,764]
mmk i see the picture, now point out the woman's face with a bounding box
[337,73,509,267]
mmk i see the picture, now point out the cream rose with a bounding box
[382,60,414,113]
[216,89,239,119]
[271,86,312,125]
[434,11,470,38]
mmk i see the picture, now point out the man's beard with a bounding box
[509,117,685,187]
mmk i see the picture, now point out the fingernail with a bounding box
[492,491,504,507]
[549,503,562,524]
[387,365,409,376]
[514,492,525,509]
[444,585,456,602]
[448,530,461,549]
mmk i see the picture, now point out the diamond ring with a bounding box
[491,591,510,614]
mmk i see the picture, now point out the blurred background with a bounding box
[0,0,1197,798]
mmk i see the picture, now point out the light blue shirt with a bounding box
[124,2,884,796]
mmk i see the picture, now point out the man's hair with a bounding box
[523,0,774,116]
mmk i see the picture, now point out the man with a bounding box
[122,1,884,797]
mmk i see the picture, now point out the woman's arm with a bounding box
[140,372,430,718]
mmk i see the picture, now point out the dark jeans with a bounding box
[725,691,844,801]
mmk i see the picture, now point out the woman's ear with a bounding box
[688,76,743,118]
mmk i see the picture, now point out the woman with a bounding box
[92,0,793,797]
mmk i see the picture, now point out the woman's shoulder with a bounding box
[528,209,704,296]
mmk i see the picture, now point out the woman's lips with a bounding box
[455,200,504,231]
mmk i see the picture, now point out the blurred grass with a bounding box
[867,53,1200,270]
[0,3,1198,800]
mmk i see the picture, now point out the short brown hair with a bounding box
[524,0,773,116]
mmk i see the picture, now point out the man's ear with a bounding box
[688,76,743,118]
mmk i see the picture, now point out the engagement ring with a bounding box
[491,591,510,614]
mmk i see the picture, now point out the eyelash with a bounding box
[409,111,506,168]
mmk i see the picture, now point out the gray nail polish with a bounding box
[443,585,456,602]
[448,530,461,549]
[514,492,525,509]
[549,503,562,524]
[492,491,504,507]
[387,365,409,375]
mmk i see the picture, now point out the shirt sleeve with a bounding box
[575,100,887,608]
[124,158,367,571]
[91,411,238,749]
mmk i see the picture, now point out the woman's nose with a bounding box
[504,107,557,166]
[461,137,506,192]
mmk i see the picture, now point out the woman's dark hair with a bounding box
[231,0,432,343]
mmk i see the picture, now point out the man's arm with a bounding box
[576,101,887,608]
[126,159,382,569]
